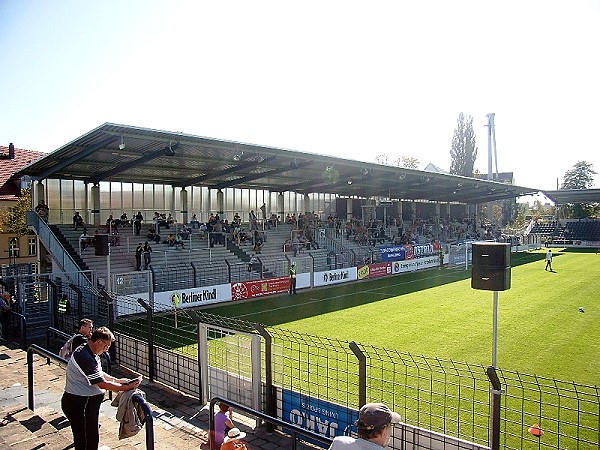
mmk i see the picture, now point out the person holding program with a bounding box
[61,326,141,450]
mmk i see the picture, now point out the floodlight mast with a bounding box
[485,113,498,223]
[485,113,498,181]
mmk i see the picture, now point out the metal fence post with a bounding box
[255,323,275,431]
[138,298,154,382]
[349,341,367,407]
[486,366,502,450]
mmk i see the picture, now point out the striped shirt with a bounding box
[64,344,105,396]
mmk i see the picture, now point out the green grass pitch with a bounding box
[202,248,600,386]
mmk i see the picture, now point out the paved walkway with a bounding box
[0,340,312,450]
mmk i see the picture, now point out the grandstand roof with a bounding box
[541,189,600,205]
[16,123,540,204]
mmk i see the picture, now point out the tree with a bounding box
[0,188,31,237]
[450,113,478,176]
[393,156,420,169]
[374,153,420,168]
[561,161,596,189]
[374,153,389,165]
[560,162,598,219]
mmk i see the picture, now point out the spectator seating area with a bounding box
[528,219,600,242]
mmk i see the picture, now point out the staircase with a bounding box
[48,225,90,273]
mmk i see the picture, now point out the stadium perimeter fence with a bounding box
[106,295,599,450]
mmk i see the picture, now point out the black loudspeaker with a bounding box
[471,242,511,291]
[95,234,110,256]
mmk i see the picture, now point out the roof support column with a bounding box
[217,189,224,216]
[35,181,45,208]
[396,201,403,228]
[91,184,101,227]
[277,193,284,221]
[435,203,441,240]
[180,188,188,225]
[411,201,417,225]
[303,193,310,214]
[346,198,353,221]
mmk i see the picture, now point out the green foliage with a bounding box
[561,161,596,189]
[394,155,419,169]
[560,161,598,218]
[450,112,477,176]
[374,153,420,169]
[0,188,31,237]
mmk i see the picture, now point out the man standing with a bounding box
[60,318,94,360]
[61,326,141,450]
[289,262,297,295]
[545,249,553,271]
[143,241,152,270]
[329,403,401,450]
[135,243,144,271]
[134,211,144,236]
[35,199,49,222]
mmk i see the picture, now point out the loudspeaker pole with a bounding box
[492,291,498,367]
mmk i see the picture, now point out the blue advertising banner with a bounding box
[379,245,406,262]
[280,388,357,440]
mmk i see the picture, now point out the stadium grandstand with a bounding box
[1,124,600,450]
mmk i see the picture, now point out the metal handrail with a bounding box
[132,393,154,450]
[26,344,154,449]
[209,396,333,450]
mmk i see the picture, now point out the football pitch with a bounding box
[202,248,600,386]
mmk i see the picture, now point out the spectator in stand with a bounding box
[79,228,92,252]
[147,226,160,243]
[143,241,153,269]
[249,210,257,230]
[233,212,241,226]
[134,211,144,236]
[175,233,184,249]
[180,225,191,240]
[135,243,143,271]
[166,213,175,228]
[166,234,175,247]
[73,212,84,230]
[35,199,49,222]
[253,230,263,253]
[120,212,130,227]
[106,215,114,233]
[190,214,200,229]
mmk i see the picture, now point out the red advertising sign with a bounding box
[357,262,392,280]
[231,276,290,300]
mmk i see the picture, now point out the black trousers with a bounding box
[289,277,297,294]
[61,391,104,450]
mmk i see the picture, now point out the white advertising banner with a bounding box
[313,267,358,287]
[391,256,439,274]
[154,283,232,309]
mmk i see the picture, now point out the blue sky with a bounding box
[1,0,599,194]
